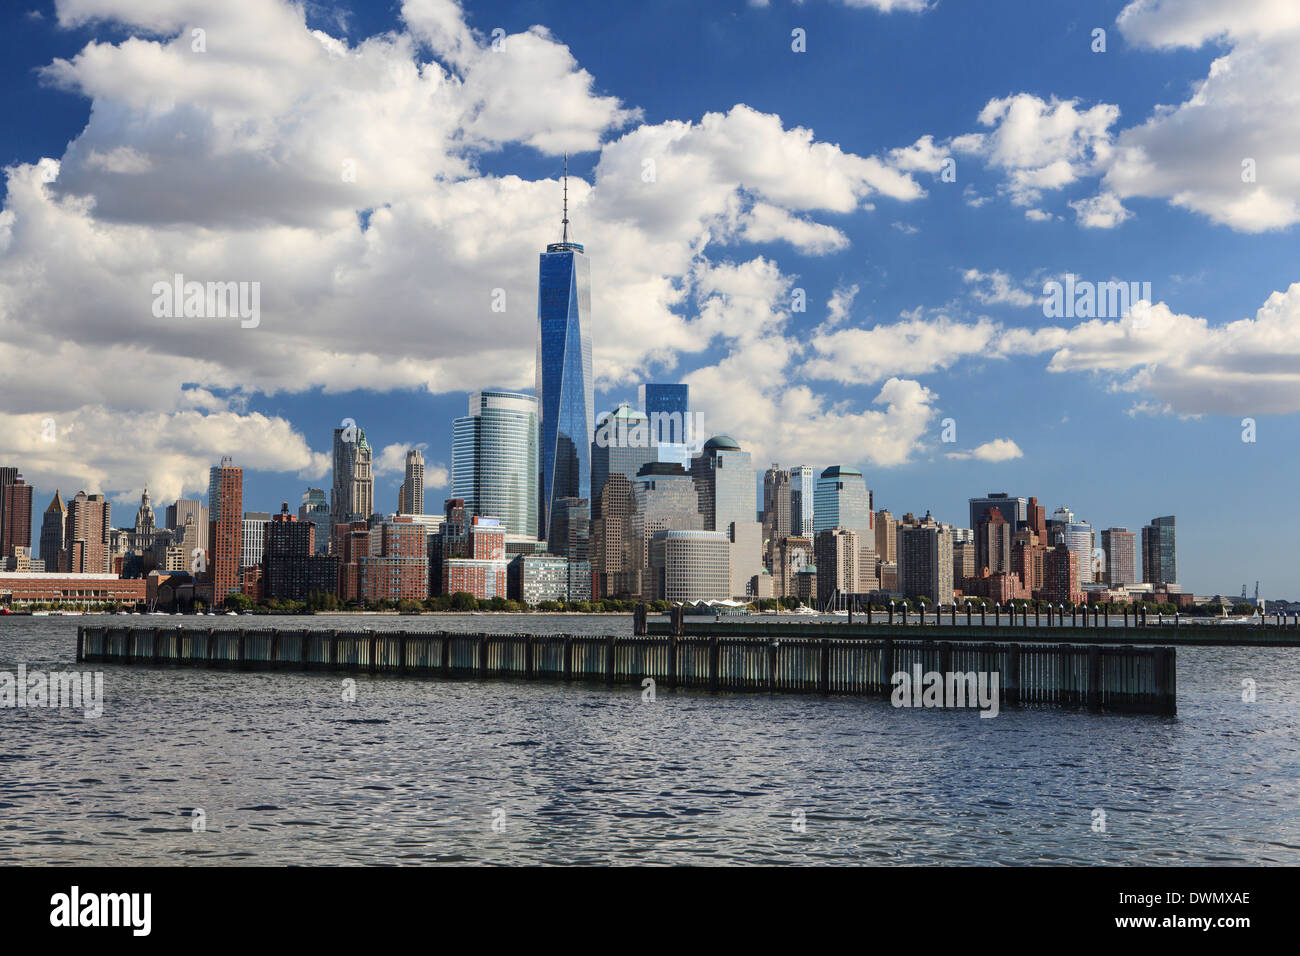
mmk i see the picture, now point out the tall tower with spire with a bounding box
[39,490,66,571]
[535,154,594,543]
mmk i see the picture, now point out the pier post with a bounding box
[1071,607,1077,627]
[270,628,280,667]
[966,604,972,626]
[1035,605,1040,627]
[606,635,616,686]
[152,627,161,665]
[329,629,338,668]
[888,602,894,625]
[902,603,908,626]
[206,627,214,663]
[524,634,533,679]
[563,635,572,680]
[671,605,685,636]
[951,603,957,626]
[398,631,407,675]
[881,638,894,695]
[441,631,451,677]
[301,630,310,670]
[1158,646,1177,716]
[819,638,830,695]
[237,632,246,669]
[768,640,777,692]
[994,604,1000,627]
[980,604,986,626]
[1086,646,1101,712]
[1005,645,1020,707]
[667,634,678,689]
[478,634,488,678]
[369,633,378,674]
[76,627,84,663]
[634,604,647,636]
[709,636,720,692]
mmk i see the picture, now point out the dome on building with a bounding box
[703,434,741,451]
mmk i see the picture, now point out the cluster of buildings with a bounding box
[0,192,1204,613]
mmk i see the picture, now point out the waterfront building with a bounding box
[397,449,425,516]
[633,462,704,599]
[453,390,539,538]
[0,571,146,608]
[1141,516,1177,587]
[648,529,731,603]
[773,536,813,600]
[207,458,243,606]
[1011,529,1046,594]
[536,173,595,545]
[64,491,111,575]
[897,512,954,604]
[814,528,859,607]
[1044,543,1084,605]
[441,516,509,600]
[1101,527,1138,586]
[359,516,427,604]
[975,507,1013,576]
[263,504,339,602]
[591,473,637,599]
[1047,507,1096,585]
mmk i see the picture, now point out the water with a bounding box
[2,613,1298,865]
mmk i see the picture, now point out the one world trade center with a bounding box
[536,160,594,543]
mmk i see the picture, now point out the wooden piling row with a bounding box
[77,625,1175,715]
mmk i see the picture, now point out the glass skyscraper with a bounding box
[592,402,656,509]
[453,390,539,538]
[1141,515,1177,586]
[536,218,594,543]
[813,465,872,537]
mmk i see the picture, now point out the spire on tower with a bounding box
[561,151,569,244]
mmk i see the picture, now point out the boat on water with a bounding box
[31,610,50,616]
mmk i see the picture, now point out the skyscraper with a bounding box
[638,383,693,464]
[0,469,33,560]
[536,163,594,545]
[897,512,954,604]
[762,464,792,545]
[167,499,209,556]
[64,491,110,574]
[39,490,66,572]
[969,493,1028,533]
[453,390,539,538]
[1048,506,1096,584]
[1141,516,1177,587]
[1101,527,1137,586]
[242,512,272,568]
[690,436,762,598]
[813,466,871,537]
[298,488,330,554]
[591,402,656,508]
[208,458,243,607]
[398,449,425,515]
[789,465,815,536]
[633,462,705,597]
[331,423,373,527]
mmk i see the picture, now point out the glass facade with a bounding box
[452,390,539,538]
[537,242,594,543]
[591,403,656,508]
[1142,515,1177,586]
[813,466,871,537]
[789,465,815,536]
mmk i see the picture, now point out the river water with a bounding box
[2,613,1297,865]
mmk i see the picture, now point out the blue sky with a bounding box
[2,0,1299,597]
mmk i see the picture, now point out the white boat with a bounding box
[31,611,50,616]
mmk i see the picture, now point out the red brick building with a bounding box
[0,572,146,608]
[208,459,243,607]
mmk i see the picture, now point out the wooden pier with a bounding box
[78,624,1176,715]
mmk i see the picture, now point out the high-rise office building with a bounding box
[974,507,1013,575]
[762,464,792,551]
[208,458,243,606]
[550,496,590,563]
[1141,516,1177,587]
[814,528,859,607]
[969,493,1028,533]
[536,171,594,545]
[591,403,656,509]
[263,504,338,601]
[1048,507,1096,584]
[690,436,762,598]
[39,490,66,572]
[166,499,209,556]
[813,466,871,537]
[1044,543,1083,605]
[633,462,704,598]
[398,449,425,516]
[874,509,897,565]
[591,473,636,599]
[298,488,330,555]
[331,423,373,526]
[453,390,539,538]
[1101,527,1137,586]
[789,465,815,536]
[242,512,272,569]
[649,530,731,603]
[897,513,954,604]
[64,491,110,574]
[638,383,693,465]
[0,469,33,560]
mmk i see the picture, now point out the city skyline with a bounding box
[2,0,1299,597]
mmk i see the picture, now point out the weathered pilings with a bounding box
[78,624,1176,714]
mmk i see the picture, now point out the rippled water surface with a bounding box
[2,613,1298,865]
